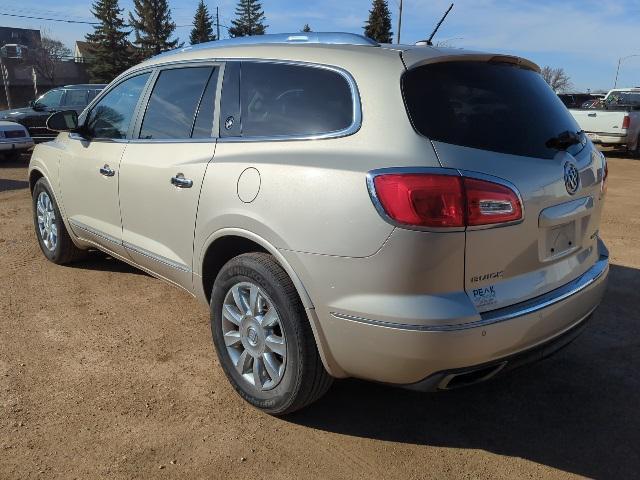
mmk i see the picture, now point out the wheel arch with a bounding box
[28,167,45,194]
[198,228,313,309]
[197,228,346,379]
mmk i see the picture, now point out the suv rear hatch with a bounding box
[401,54,607,312]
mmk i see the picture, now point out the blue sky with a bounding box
[1,0,640,91]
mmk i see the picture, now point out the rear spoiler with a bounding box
[401,50,541,74]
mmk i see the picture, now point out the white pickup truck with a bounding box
[569,88,640,155]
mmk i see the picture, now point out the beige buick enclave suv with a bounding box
[29,33,609,414]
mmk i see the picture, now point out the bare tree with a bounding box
[541,66,572,93]
[28,34,72,86]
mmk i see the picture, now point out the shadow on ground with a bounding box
[288,263,640,479]
[0,178,28,192]
[0,153,30,192]
[68,251,150,276]
[0,152,30,168]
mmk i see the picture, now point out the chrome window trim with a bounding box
[217,59,362,143]
[108,58,362,143]
[330,253,608,332]
[130,61,224,143]
[76,70,155,142]
[365,167,526,233]
[123,241,191,273]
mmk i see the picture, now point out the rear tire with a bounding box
[32,178,87,264]
[210,252,332,415]
[632,135,640,158]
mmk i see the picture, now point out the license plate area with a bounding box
[541,221,578,261]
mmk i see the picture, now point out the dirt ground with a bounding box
[0,150,638,480]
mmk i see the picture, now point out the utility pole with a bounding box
[614,54,640,89]
[0,55,11,109]
[397,0,403,44]
[216,6,221,40]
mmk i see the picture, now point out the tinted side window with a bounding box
[140,67,213,139]
[37,89,64,108]
[63,89,88,106]
[240,62,354,137]
[85,73,150,139]
[192,69,220,138]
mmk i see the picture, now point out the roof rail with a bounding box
[155,32,379,58]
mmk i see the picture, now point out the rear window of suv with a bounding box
[402,61,582,159]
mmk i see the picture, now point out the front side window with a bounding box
[36,89,64,109]
[239,62,354,138]
[85,73,150,139]
[139,67,215,139]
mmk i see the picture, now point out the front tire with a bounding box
[32,178,86,264]
[210,253,332,415]
[632,135,640,158]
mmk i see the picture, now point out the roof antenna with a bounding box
[417,3,454,46]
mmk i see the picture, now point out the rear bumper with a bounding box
[0,138,34,151]
[586,131,628,145]
[324,250,608,385]
[406,312,591,391]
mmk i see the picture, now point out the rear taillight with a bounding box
[464,177,523,225]
[371,173,522,228]
[622,115,630,129]
[373,174,465,227]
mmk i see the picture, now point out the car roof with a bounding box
[133,32,539,75]
[61,84,107,89]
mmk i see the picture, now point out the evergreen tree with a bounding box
[85,0,133,82]
[129,0,179,59]
[228,0,267,37]
[301,24,312,33]
[363,0,393,44]
[190,0,216,44]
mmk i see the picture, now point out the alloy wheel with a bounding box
[36,191,58,252]
[221,282,287,391]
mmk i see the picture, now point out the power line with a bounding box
[0,12,99,25]
[0,12,230,31]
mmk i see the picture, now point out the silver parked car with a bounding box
[29,33,609,414]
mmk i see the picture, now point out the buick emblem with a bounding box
[247,327,259,346]
[564,162,580,195]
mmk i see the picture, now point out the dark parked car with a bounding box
[0,84,105,142]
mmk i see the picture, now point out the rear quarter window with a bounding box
[402,61,582,159]
[238,62,354,138]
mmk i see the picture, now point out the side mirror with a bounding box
[46,110,79,132]
[28,100,35,108]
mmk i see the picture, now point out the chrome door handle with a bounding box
[99,165,115,177]
[171,173,193,189]
[588,113,597,117]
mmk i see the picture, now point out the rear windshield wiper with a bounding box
[546,130,584,151]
